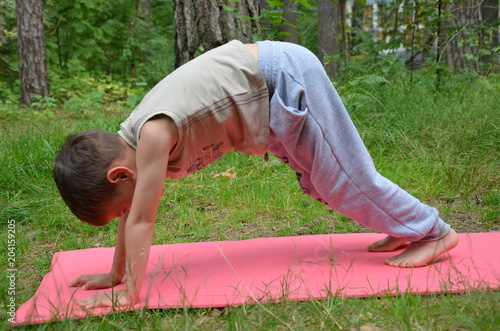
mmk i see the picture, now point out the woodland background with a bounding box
[1,0,499,108]
[1,2,499,329]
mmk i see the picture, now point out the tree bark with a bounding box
[130,0,154,78]
[440,0,488,71]
[281,0,298,43]
[173,0,261,68]
[140,0,153,21]
[479,0,499,68]
[0,2,10,70]
[260,0,298,43]
[318,0,341,76]
[0,3,7,46]
[16,0,50,106]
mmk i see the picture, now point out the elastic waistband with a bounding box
[257,41,321,98]
[256,40,283,97]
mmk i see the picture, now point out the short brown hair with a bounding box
[53,129,125,226]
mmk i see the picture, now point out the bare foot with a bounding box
[368,236,408,252]
[385,229,459,268]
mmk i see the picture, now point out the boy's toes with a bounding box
[385,256,414,268]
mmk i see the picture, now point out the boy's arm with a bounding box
[110,214,127,280]
[69,214,127,289]
[123,116,176,303]
[77,116,176,308]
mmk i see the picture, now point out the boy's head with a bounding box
[53,129,126,226]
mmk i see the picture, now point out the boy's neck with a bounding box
[116,136,137,169]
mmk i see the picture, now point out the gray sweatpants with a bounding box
[257,40,450,242]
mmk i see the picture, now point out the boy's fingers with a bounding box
[82,279,113,290]
[76,294,102,308]
[82,281,102,290]
[69,277,87,287]
[76,290,131,309]
[77,293,115,309]
[69,273,110,288]
[77,297,99,308]
[82,281,106,290]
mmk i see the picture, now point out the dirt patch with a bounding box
[443,210,497,233]
[434,198,499,233]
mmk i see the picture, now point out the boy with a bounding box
[53,40,458,308]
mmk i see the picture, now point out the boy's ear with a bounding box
[107,166,135,184]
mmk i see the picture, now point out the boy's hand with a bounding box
[69,272,122,290]
[76,289,133,309]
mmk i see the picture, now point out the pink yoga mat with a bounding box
[12,232,500,325]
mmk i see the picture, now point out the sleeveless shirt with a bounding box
[118,40,270,179]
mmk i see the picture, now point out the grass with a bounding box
[0,70,499,330]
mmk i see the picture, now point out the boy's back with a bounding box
[119,40,269,178]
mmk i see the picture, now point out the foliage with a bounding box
[1,0,174,107]
[225,0,313,42]
[339,69,500,200]
[43,0,174,84]
[259,0,312,41]
[343,0,499,77]
[0,0,18,84]
[2,0,498,110]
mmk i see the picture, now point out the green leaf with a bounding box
[464,53,476,61]
[479,49,491,56]
[267,0,284,7]
[223,5,236,12]
[296,0,312,7]
[253,33,264,42]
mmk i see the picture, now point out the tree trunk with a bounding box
[318,0,341,76]
[0,2,9,69]
[0,3,6,47]
[281,0,298,43]
[16,0,50,106]
[440,0,484,71]
[173,0,261,68]
[140,0,153,24]
[479,0,499,68]
[260,0,298,43]
[130,0,154,78]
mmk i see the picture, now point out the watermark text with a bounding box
[6,219,17,323]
